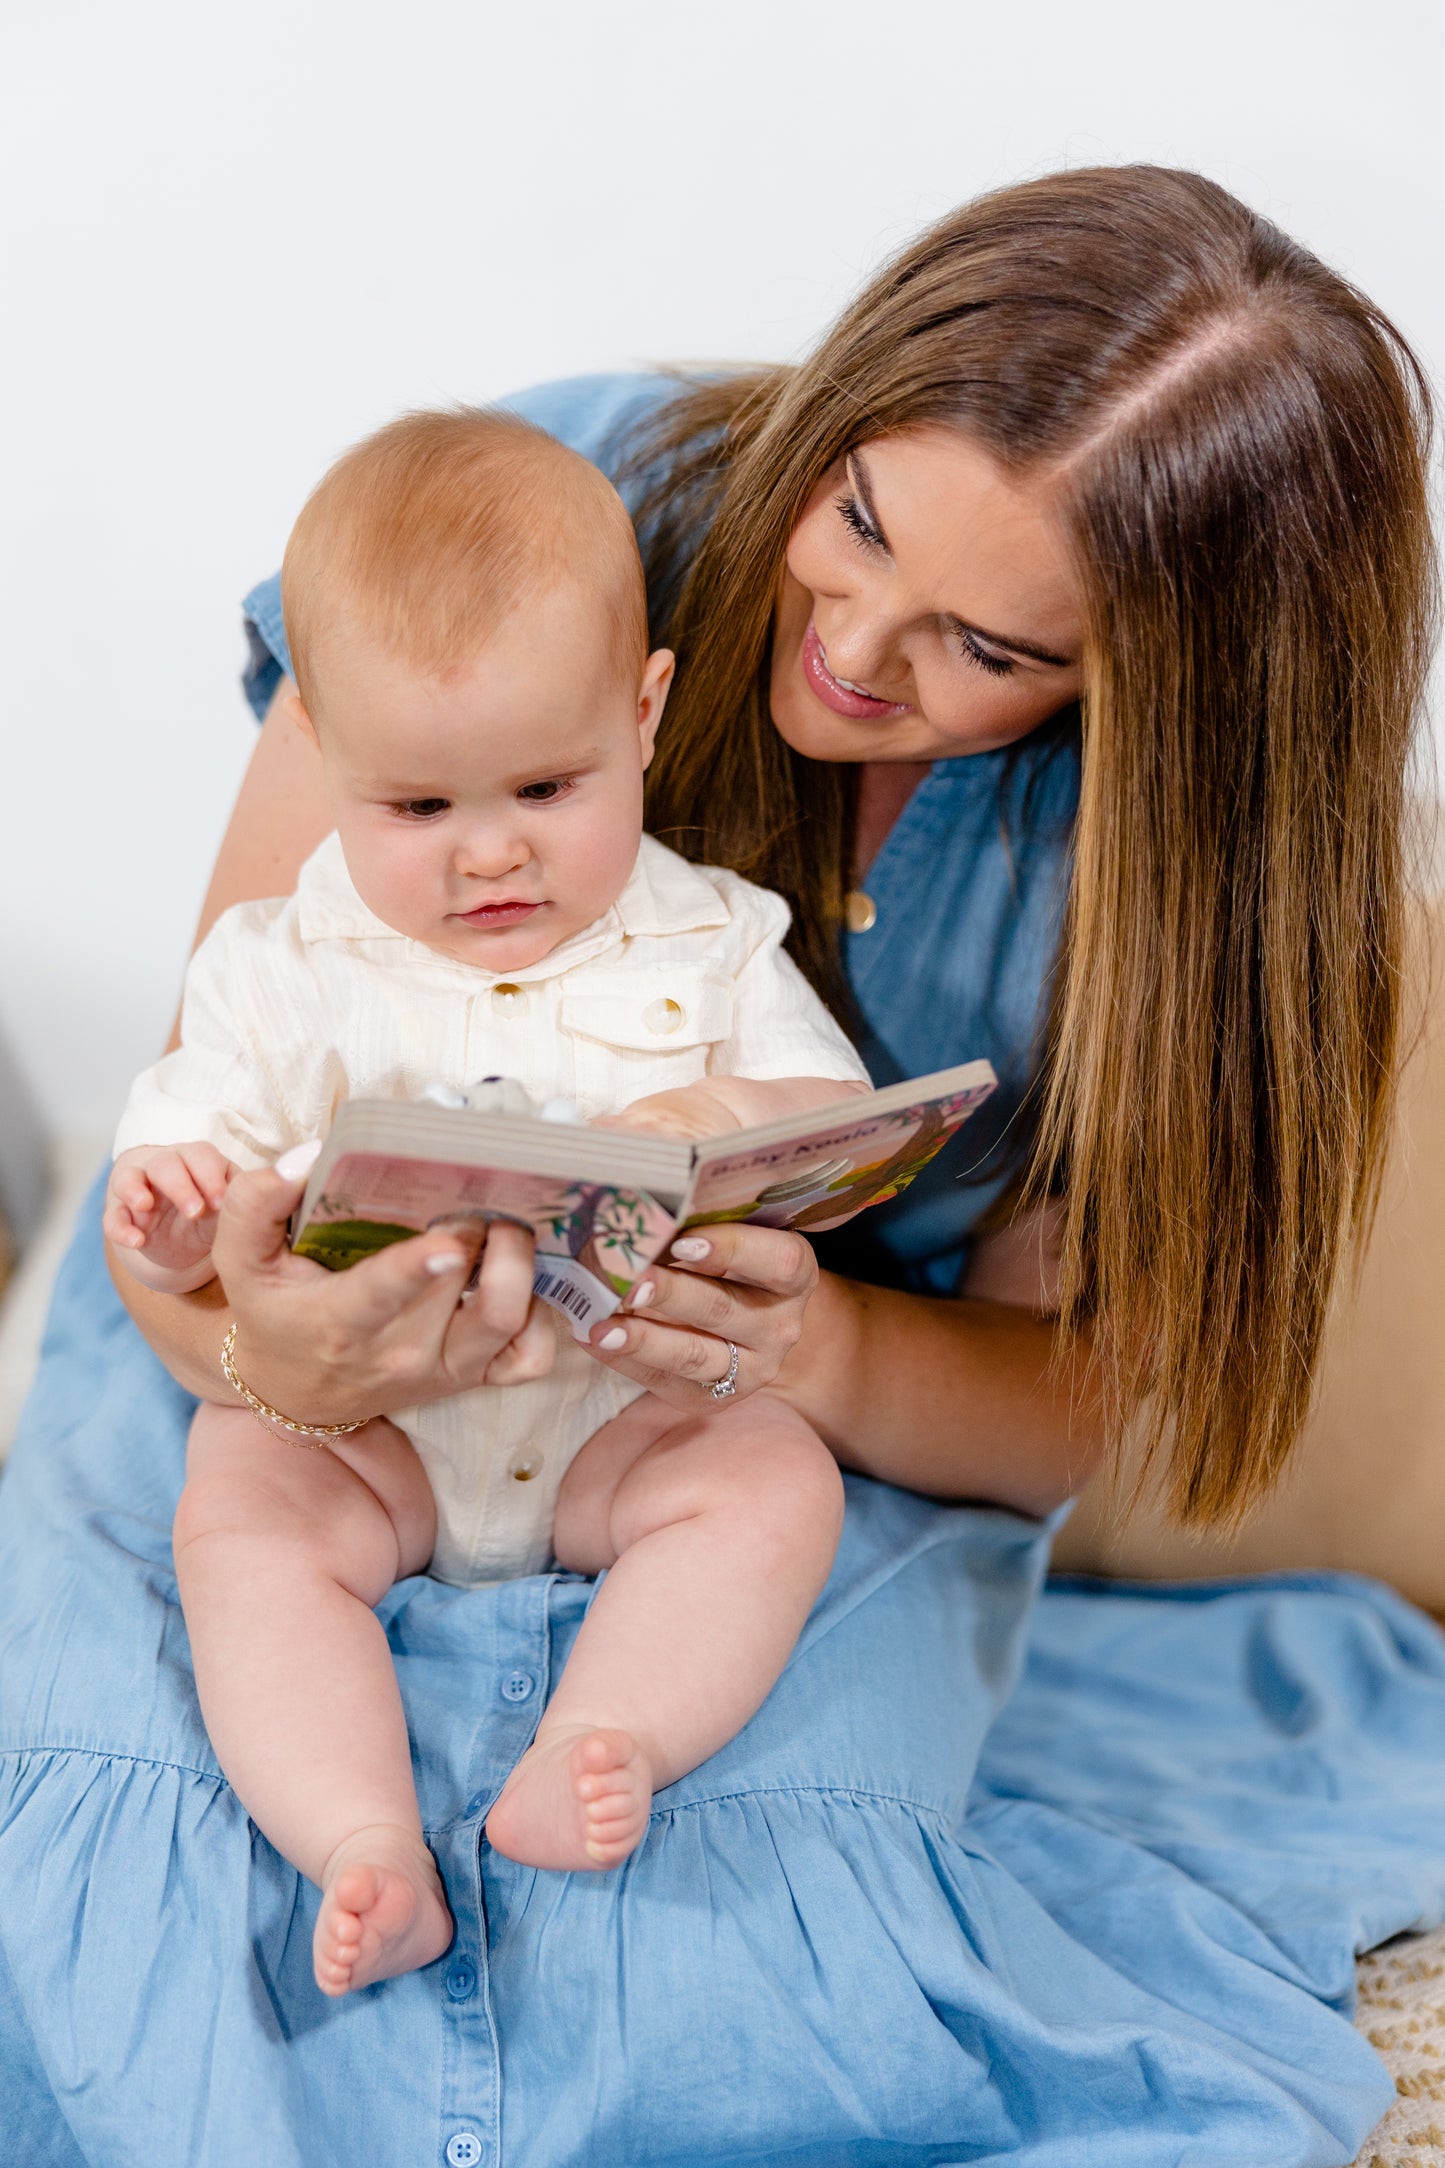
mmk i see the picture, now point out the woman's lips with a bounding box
[455,900,541,928]
[801,621,911,720]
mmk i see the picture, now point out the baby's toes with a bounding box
[572,1727,639,1782]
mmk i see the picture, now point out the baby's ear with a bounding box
[637,649,675,768]
[282,690,319,746]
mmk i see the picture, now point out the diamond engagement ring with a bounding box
[707,1342,741,1402]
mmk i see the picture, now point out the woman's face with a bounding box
[771,426,1085,764]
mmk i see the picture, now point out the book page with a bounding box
[682,1078,997,1235]
[293,1151,678,1338]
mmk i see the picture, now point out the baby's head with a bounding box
[281,408,672,971]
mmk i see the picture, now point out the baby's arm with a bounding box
[105,1142,237,1293]
[607,1072,869,1142]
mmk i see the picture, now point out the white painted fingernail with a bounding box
[426,1251,469,1277]
[598,1327,628,1350]
[629,1280,655,1309]
[275,1139,322,1181]
[670,1237,711,1262]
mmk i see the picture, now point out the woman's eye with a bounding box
[836,493,884,551]
[955,629,1015,679]
[518,778,570,804]
[394,798,450,819]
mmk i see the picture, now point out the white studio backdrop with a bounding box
[2,0,1443,1136]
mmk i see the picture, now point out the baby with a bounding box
[105,410,869,1999]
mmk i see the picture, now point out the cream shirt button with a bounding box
[492,981,524,1013]
[643,997,685,1035]
[509,1453,542,1483]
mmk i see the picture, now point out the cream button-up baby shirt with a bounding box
[117,831,868,1584]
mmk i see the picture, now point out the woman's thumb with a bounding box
[213,1141,321,1270]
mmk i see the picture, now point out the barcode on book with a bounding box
[533,1269,593,1323]
[529,1252,623,1341]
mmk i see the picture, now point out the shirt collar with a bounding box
[294,829,729,978]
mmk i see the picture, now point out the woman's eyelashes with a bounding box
[951,627,1015,678]
[835,493,1017,680]
[836,492,884,551]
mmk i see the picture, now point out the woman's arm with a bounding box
[583,1204,1103,1518]
[778,1271,1101,1518]
[189,681,328,958]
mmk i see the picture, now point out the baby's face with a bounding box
[299,585,672,972]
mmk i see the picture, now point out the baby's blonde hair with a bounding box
[282,406,649,710]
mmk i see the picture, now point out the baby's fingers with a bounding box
[178,1142,233,1212]
[101,1197,149,1249]
[104,1165,157,1245]
[147,1150,213,1222]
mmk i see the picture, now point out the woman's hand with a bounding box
[583,1222,818,1412]
[205,1150,556,1425]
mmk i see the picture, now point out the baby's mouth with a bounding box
[454,900,542,927]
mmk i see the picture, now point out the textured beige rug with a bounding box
[1354,1927,1445,2164]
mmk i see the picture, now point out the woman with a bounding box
[3,166,1443,2167]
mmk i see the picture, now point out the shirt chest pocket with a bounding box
[559,966,733,1105]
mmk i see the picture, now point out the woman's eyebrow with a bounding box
[849,448,1074,670]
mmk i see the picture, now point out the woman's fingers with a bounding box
[659,1223,818,1298]
[623,1263,778,1348]
[480,1300,557,1387]
[583,1224,818,1408]
[213,1163,317,1277]
[443,1222,546,1380]
[588,1312,742,1396]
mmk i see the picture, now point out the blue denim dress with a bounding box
[3,375,1445,2168]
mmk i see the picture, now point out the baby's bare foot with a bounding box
[486,1725,653,1871]
[313,1824,452,1997]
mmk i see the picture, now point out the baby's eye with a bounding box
[393,798,450,819]
[517,778,571,804]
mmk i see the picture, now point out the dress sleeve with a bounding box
[112,906,307,1171]
[711,885,872,1086]
[240,374,680,721]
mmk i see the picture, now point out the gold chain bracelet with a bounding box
[220,1322,370,1442]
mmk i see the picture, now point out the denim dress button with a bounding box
[446,2136,483,2168]
[465,1790,488,1816]
[501,1670,535,1702]
[445,1958,477,2002]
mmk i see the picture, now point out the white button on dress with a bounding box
[643,996,685,1035]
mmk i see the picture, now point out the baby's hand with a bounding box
[600,1082,749,1143]
[104,1143,235,1291]
[604,1074,870,1143]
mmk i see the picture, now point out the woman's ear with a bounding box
[282,689,319,747]
[636,649,675,769]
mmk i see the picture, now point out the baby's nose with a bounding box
[456,829,529,878]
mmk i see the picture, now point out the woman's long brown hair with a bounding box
[623,165,1437,1528]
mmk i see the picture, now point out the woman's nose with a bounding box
[816,608,908,699]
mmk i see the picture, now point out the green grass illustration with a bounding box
[293,1219,417,1272]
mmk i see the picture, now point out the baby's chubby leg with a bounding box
[174,1402,449,1996]
[485,1392,844,1871]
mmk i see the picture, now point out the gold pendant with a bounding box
[845,889,877,933]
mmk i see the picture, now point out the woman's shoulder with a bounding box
[498,372,681,483]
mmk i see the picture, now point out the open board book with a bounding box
[293,1061,997,1339]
